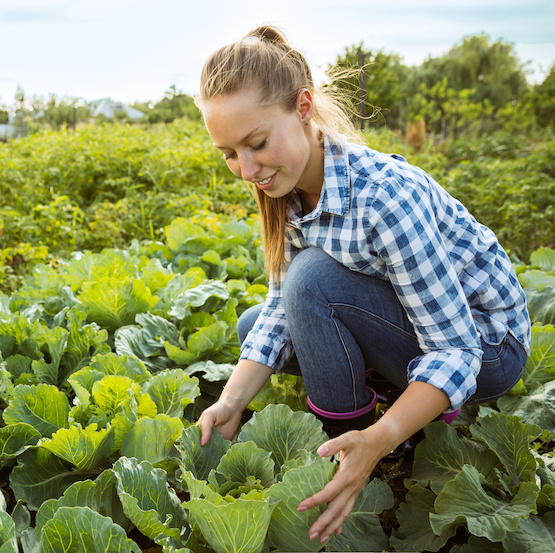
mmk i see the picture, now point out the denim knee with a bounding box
[237,304,263,345]
[283,248,329,314]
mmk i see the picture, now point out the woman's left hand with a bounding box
[296,427,387,544]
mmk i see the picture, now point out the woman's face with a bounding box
[203,87,323,198]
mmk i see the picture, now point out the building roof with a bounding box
[88,98,144,120]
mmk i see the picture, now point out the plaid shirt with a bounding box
[240,136,531,410]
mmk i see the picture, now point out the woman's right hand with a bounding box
[198,400,243,445]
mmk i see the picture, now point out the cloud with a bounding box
[0,0,78,23]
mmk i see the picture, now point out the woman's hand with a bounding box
[297,427,387,544]
[197,359,274,445]
[198,400,243,444]
[298,381,451,544]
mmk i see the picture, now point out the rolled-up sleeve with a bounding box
[366,179,482,411]
[238,272,294,371]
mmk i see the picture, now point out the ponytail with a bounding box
[198,25,361,278]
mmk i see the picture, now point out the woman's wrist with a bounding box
[218,359,274,412]
[365,381,451,458]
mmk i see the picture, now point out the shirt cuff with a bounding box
[239,330,294,372]
[407,348,482,411]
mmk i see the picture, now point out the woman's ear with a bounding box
[296,88,314,125]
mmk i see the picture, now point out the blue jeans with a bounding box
[238,248,528,414]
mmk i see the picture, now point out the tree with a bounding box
[327,43,408,129]
[135,85,202,124]
[533,64,555,128]
[30,94,90,130]
[405,35,528,110]
[407,78,494,140]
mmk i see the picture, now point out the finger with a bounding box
[317,432,354,458]
[298,474,345,511]
[197,415,214,446]
[311,493,355,543]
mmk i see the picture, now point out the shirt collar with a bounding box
[289,134,351,224]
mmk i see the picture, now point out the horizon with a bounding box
[1,0,553,108]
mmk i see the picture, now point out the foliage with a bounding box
[0,70,554,548]
[533,64,555,128]
[326,43,408,129]
[132,85,202,125]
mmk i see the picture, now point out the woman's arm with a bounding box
[298,381,450,544]
[198,359,274,444]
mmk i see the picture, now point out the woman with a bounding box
[196,25,531,544]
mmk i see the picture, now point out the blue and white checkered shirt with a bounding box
[240,136,531,410]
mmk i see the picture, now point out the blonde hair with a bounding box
[197,25,361,278]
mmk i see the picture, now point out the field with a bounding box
[0,120,554,552]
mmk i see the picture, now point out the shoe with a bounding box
[307,387,378,439]
[365,368,403,405]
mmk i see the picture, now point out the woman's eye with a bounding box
[253,139,266,151]
[224,152,237,160]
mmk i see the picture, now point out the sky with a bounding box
[0,0,553,108]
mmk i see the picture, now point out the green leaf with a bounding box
[497,380,555,433]
[265,455,336,551]
[78,277,158,331]
[3,384,70,438]
[502,512,555,552]
[39,506,141,553]
[449,536,504,552]
[248,373,307,412]
[92,375,140,414]
[10,447,96,510]
[530,247,555,272]
[169,282,229,320]
[186,321,227,354]
[164,218,207,253]
[35,470,129,533]
[430,465,539,542]
[410,420,502,493]
[0,510,18,553]
[519,270,555,291]
[113,457,188,541]
[114,313,179,372]
[215,441,276,489]
[120,415,183,466]
[0,423,42,469]
[88,249,138,281]
[525,287,555,325]
[237,404,329,468]
[390,484,459,552]
[41,424,115,470]
[470,411,542,485]
[521,324,555,392]
[30,326,68,386]
[327,478,393,552]
[184,495,278,553]
[89,352,151,384]
[144,369,200,418]
[59,307,109,383]
[183,360,234,382]
[175,425,230,483]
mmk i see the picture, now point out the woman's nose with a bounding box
[238,152,261,182]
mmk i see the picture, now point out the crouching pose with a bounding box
[196,25,531,544]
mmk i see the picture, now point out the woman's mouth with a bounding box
[255,173,276,190]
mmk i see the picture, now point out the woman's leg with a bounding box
[282,247,422,414]
[238,247,528,415]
